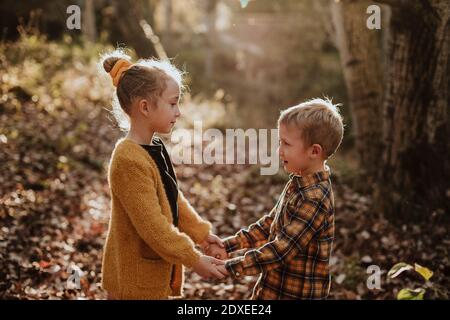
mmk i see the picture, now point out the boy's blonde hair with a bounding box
[278,98,344,159]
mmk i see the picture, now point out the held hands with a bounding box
[195,233,229,280]
[206,243,228,260]
[192,255,227,280]
[200,233,224,251]
[200,234,228,260]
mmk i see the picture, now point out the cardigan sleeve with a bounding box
[177,191,212,244]
[110,154,201,268]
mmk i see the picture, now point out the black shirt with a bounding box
[139,137,179,226]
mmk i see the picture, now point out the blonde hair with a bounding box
[100,48,184,131]
[278,98,344,159]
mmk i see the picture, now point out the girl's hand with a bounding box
[192,255,226,280]
[206,243,228,260]
[216,264,229,277]
[200,233,225,253]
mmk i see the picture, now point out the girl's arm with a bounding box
[177,191,212,244]
[110,154,201,268]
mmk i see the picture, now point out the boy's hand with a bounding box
[206,243,228,260]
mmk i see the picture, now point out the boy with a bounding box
[208,98,344,299]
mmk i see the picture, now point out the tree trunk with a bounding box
[83,0,97,43]
[375,0,449,220]
[205,0,218,80]
[110,0,158,58]
[331,0,384,183]
[162,0,173,47]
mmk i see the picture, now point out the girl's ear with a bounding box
[310,143,323,159]
[137,98,152,117]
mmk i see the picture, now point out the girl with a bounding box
[101,50,226,300]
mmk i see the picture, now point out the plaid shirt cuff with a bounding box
[225,250,266,278]
[225,256,244,279]
[223,236,241,253]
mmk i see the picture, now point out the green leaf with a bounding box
[397,288,425,300]
[388,262,413,279]
[414,263,433,281]
[240,0,250,8]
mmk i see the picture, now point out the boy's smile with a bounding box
[278,123,324,176]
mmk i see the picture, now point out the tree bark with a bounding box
[83,0,97,43]
[109,0,158,58]
[375,0,449,220]
[331,0,384,183]
[162,0,173,46]
[205,0,218,80]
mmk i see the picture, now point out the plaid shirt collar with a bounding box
[289,166,331,189]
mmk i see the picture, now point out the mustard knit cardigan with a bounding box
[101,138,211,299]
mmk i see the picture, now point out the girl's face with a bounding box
[148,77,181,134]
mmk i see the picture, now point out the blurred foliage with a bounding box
[0,31,121,299]
[170,0,350,130]
[1,0,352,138]
[0,0,82,40]
[387,262,446,300]
[0,1,448,300]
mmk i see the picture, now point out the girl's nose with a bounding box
[175,106,181,117]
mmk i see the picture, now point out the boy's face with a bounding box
[278,123,319,175]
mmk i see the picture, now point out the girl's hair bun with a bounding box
[103,56,124,73]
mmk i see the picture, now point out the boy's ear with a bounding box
[310,143,323,158]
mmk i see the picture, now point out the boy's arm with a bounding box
[224,197,327,277]
[222,207,276,253]
[177,190,212,245]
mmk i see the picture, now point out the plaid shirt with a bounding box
[224,169,335,300]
